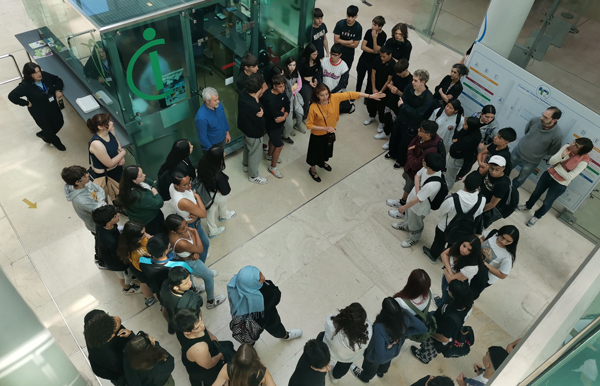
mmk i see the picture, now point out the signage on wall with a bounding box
[126,28,171,101]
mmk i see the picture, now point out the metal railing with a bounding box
[0,54,23,85]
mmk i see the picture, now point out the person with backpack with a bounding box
[411,280,474,364]
[478,155,516,231]
[428,99,464,152]
[456,346,509,385]
[387,152,445,248]
[394,269,432,322]
[437,234,482,307]
[423,172,485,264]
[159,266,204,334]
[350,297,427,382]
[445,117,482,191]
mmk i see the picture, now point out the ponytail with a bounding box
[87,113,110,134]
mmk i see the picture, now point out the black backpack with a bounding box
[496,178,519,218]
[470,263,490,300]
[445,194,483,244]
[423,176,449,211]
[442,312,475,358]
[425,141,447,172]
[339,100,355,114]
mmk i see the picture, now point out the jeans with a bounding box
[445,156,464,191]
[525,170,568,218]
[242,135,263,178]
[437,275,450,307]
[511,149,540,189]
[358,359,392,382]
[206,192,232,235]
[189,219,210,262]
[186,258,214,301]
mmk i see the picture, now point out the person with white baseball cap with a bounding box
[478,155,511,230]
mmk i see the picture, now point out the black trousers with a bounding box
[367,98,386,121]
[332,361,353,379]
[355,59,372,93]
[429,226,447,262]
[144,210,167,236]
[359,358,392,382]
[388,119,416,165]
[32,108,64,147]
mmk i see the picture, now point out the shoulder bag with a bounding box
[401,291,437,342]
[316,104,336,144]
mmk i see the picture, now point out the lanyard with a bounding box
[37,82,48,94]
[102,62,110,72]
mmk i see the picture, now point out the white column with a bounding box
[475,0,535,58]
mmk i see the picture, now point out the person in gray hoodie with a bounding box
[511,107,563,188]
[62,165,106,268]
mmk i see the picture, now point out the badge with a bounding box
[48,96,55,102]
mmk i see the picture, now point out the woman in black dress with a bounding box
[212,343,276,386]
[8,62,66,150]
[298,44,322,119]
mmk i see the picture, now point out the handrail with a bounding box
[67,29,96,52]
[0,54,23,85]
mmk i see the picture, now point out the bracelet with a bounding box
[368,94,371,99]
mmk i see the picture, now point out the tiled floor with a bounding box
[0,0,596,385]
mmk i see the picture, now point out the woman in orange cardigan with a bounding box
[306,84,384,182]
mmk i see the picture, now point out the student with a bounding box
[516,137,592,226]
[212,343,277,386]
[123,332,175,386]
[118,165,166,235]
[428,63,468,117]
[160,266,204,334]
[411,280,474,364]
[333,5,363,69]
[456,346,509,385]
[238,73,269,185]
[388,152,445,248]
[323,303,372,383]
[355,16,387,93]
[299,44,323,119]
[260,74,290,178]
[480,226,519,290]
[288,339,331,386]
[437,235,482,307]
[477,127,517,177]
[364,45,395,134]
[445,117,482,191]
[157,139,196,200]
[428,99,464,151]
[169,170,215,241]
[236,52,259,92]
[474,105,499,149]
[351,298,427,382]
[479,155,511,230]
[321,43,350,93]
[227,266,302,344]
[411,375,454,386]
[384,23,412,61]
[283,56,306,136]
[423,172,485,264]
[379,59,412,144]
[173,309,228,386]
[92,205,141,295]
[84,310,134,385]
[312,8,329,59]
[512,107,564,188]
[394,269,432,319]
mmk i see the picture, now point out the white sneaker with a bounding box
[382,141,390,150]
[206,294,227,309]
[248,175,268,184]
[527,216,540,227]
[268,166,283,178]
[208,226,225,238]
[211,269,219,277]
[374,132,388,140]
[377,122,384,133]
[388,209,404,219]
[219,211,237,221]
[516,204,530,212]
[243,166,248,173]
[401,238,417,248]
[386,199,402,208]
[391,222,408,231]
[193,284,206,293]
[285,328,303,340]
[122,285,142,295]
[264,155,282,164]
[363,117,376,125]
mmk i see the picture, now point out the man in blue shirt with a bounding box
[194,87,231,151]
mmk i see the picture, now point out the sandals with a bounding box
[308,169,321,182]
[323,163,332,172]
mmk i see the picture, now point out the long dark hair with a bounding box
[125,334,168,371]
[464,117,483,141]
[158,140,192,177]
[22,62,41,82]
[310,83,331,105]
[302,44,319,65]
[485,225,520,264]
[229,344,266,386]
[332,303,369,350]
[374,297,407,343]
[283,56,299,79]
[435,99,464,129]
[394,269,431,300]
[165,213,185,233]
[117,221,146,264]
[448,234,482,272]
[118,165,144,209]
[197,145,224,188]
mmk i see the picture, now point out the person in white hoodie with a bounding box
[422,171,485,264]
[322,302,373,384]
[428,99,464,152]
[62,165,106,268]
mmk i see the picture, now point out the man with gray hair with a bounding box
[195,87,231,151]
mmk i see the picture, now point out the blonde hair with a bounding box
[413,69,430,84]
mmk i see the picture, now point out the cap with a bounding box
[488,155,506,167]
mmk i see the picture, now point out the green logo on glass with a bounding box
[126,28,168,100]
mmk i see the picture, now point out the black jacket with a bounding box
[87,327,133,380]
[433,75,464,103]
[237,92,266,138]
[384,38,412,61]
[397,85,433,133]
[8,71,63,122]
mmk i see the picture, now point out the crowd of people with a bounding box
[5,3,591,386]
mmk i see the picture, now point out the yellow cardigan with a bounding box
[306,92,359,136]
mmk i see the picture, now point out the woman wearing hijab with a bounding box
[227,266,302,345]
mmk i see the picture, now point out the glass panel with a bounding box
[431,0,488,54]
[258,0,301,61]
[411,0,443,44]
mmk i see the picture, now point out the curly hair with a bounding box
[332,303,369,350]
[83,312,117,348]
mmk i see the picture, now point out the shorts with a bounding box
[267,127,284,148]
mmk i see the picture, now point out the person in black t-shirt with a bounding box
[410,280,473,364]
[236,53,259,92]
[411,375,454,386]
[333,5,363,69]
[364,45,395,134]
[289,339,331,386]
[260,74,290,179]
[355,16,387,93]
[477,127,517,177]
[160,266,204,334]
[378,59,412,142]
[312,8,329,59]
[478,155,511,231]
[385,23,412,61]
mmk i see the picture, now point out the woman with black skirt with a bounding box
[8,62,66,150]
[305,84,384,182]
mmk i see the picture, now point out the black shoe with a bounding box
[376,372,384,379]
[422,246,438,264]
[53,141,67,151]
[410,346,428,364]
[393,162,403,169]
[308,168,321,182]
[322,163,332,172]
[36,131,50,143]
[400,199,406,206]
[167,324,175,335]
[95,260,108,270]
[384,153,392,159]
[282,137,294,144]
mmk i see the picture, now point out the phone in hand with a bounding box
[58,98,65,110]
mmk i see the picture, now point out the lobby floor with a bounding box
[0,0,595,385]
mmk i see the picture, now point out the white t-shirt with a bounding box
[395,294,430,316]
[482,231,513,285]
[468,373,489,384]
[169,184,196,222]
[321,57,349,91]
[429,107,464,149]
[437,190,486,232]
[450,256,479,283]
[408,168,442,216]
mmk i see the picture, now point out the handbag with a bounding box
[316,104,336,145]
[229,315,264,344]
[213,340,236,363]
[401,291,437,342]
[191,178,217,210]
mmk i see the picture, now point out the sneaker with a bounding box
[289,130,296,137]
[382,141,390,150]
[350,365,366,382]
[516,204,530,212]
[422,246,438,264]
[206,293,227,309]
[208,226,226,238]
[527,216,540,227]
[211,269,219,277]
[401,238,417,248]
[264,155,282,164]
[282,137,294,144]
[377,372,384,379]
[192,284,206,293]
[294,124,307,133]
[284,328,303,340]
[386,199,402,208]
[219,211,237,221]
[410,346,428,364]
[262,144,268,151]
[377,122,384,133]
[268,166,283,178]
[393,162,403,169]
[168,324,175,335]
[144,296,158,307]
[388,209,405,219]
[374,132,388,140]
[328,371,339,384]
[122,284,142,295]
[391,222,408,231]
[363,117,376,125]
[248,175,268,184]
[54,141,66,151]
[384,152,392,158]
[243,166,248,173]
[95,260,108,270]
